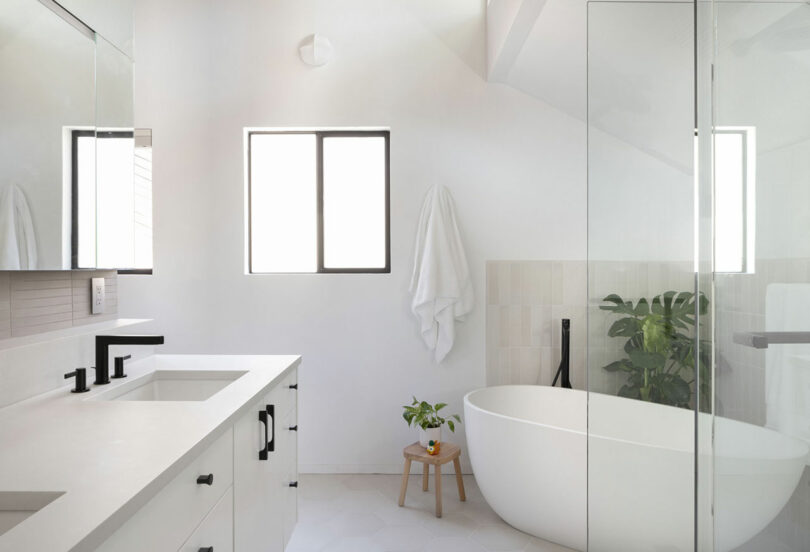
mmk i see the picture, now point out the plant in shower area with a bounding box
[600,291,711,409]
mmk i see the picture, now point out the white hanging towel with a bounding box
[410,184,474,363]
[765,283,810,460]
[0,184,37,270]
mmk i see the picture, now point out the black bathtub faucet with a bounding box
[552,319,572,389]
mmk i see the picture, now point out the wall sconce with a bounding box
[299,34,334,67]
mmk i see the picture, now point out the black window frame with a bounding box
[247,129,391,274]
[71,129,153,275]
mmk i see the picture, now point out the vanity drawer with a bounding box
[177,486,233,552]
[95,428,234,552]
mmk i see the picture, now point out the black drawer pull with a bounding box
[196,474,214,486]
[289,383,298,390]
[266,404,275,452]
[198,548,213,552]
[289,481,298,488]
[259,409,269,460]
[289,425,298,431]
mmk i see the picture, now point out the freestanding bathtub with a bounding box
[464,385,809,552]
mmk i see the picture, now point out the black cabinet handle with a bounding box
[259,410,269,460]
[289,481,298,488]
[196,474,214,486]
[289,425,298,431]
[259,405,276,460]
[266,405,275,452]
[198,548,213,552]
[289,383,298,390]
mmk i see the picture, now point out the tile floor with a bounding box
[287,474,576,552]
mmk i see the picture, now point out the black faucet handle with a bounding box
[112,355,132,379]
[65,368,90,393]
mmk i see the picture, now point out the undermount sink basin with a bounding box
[0,492,64,536]
[92,370,247,402]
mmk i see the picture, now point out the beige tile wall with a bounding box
[486,261,587,388]
[715,258,810,425]
[587,260,695,397]
[0,271,117,339]
[486,259,700,391]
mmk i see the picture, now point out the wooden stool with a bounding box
[398,442,466,518]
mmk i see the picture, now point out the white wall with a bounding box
[121,0,586,473]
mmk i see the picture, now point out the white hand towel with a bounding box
[0,184,37,270]
[410,184,474,363]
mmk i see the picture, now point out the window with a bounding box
[247,130,390,273]
[72,129,154,272]
[714,127,756,273]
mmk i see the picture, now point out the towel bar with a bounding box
[733,331,810,349]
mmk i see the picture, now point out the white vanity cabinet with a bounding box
[234,370,299,552]
[94,368,298,552]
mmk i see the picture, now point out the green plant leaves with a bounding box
[603,360,630,372]
[628,350,666,370]
[608,318,640,337]
[402,398,461,431]
[600,290,711,410]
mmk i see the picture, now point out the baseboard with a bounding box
[299,463,474,475]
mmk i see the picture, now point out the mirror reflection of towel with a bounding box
[766,283,810,459]
[0,184,37,270]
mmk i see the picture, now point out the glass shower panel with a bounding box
[712,2,810,550]
[587,2,700,550]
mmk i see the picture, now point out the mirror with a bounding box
[0,0,95,270]
[0,0,149,271]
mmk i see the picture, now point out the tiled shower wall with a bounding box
[0,270,118,339]
[486,259,699,391]
[715,258,810,426]
[587,260,695,396]
[485,261,587,388]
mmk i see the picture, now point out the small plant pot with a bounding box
[419,426,442,448]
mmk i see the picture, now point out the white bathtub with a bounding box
[464,385,809,552]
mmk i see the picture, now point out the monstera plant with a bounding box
[600,291,711,409]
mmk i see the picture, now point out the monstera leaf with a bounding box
[600,291,711,410]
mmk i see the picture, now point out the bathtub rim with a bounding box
[464,385,809,460]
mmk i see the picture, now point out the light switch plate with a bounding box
[91,277,105,314]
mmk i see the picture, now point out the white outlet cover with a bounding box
[91,277,105,314]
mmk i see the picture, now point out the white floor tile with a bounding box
[325,512,387,538]
[290,474,575,552]
[471,524,531,551]
[373,524,433,551]
[425,536,490,552]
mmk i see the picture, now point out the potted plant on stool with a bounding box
[402,396,461,448]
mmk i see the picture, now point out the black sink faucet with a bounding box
[93,335,165,385]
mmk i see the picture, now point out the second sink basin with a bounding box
[91,370,247,402]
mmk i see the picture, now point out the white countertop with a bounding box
[0,354,301,552]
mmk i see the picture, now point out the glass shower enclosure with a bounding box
[587,1,810,550]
